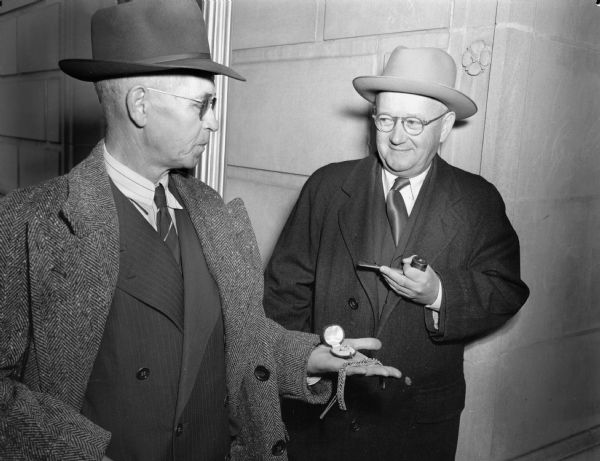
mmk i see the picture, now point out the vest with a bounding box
[81,180,229,461]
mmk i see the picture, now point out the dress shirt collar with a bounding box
[103,142,183,214]
[381,164,431,199]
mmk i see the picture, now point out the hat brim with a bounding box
[59,57,245,82]
[353,76,477,120]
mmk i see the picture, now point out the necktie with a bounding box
[386,176,410,246]
[154,184,181,267]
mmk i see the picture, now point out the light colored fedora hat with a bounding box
[353,47,477,120]
[59,0,244,82]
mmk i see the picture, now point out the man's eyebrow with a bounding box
[193,89,216,97]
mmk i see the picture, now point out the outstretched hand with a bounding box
[307,337,402,378]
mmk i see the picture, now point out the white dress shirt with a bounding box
[103,143,183,232]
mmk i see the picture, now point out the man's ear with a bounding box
[439,111,456,143]
[125,85,149,128]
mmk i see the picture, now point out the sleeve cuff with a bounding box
[425,280,443,330]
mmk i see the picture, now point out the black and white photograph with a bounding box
[0,1,598,460]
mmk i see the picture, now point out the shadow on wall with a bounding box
[68,80,106,169]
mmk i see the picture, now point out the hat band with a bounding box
[135,52,212,64]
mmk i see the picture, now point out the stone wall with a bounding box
[0,0,62,193]
[0,0,112,195]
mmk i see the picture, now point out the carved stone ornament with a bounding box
[462,40,492,76]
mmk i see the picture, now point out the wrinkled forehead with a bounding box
[375,92,448,115]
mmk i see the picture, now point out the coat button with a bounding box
[136,367,150,380]
[350,418,360,432]
[271,439,286,456]
[175,423,184,436]
[254,365,270,381]
[0,402,7,416]
[348,298,359,310]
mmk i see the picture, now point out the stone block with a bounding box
[456,358,502,460]
[504,196,600,353]
[17,3,60,73]
[0,0,40,15]
[0,17,17,75]
[452,0,498,29]
[324,0,451,40]
[496,0,537,29]
[515,38,600,201]
[0,79,46,140]
[18,143,60,188]
[484,28,600,201]
[490,333,600,459]
[231,0,318,50]
[481,28,534,201]
[0,139,18,193]
[46,78,60,143]
[227,53,374,176]
[532,0,600,47]
[225,166,307,262]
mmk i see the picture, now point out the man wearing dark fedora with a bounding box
[264,46,529,460]
[0,1,401,460]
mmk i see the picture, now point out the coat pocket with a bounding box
[414,378,466,423]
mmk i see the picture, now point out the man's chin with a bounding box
[182,148,205,168]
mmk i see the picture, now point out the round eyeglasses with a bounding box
[372,109,449,136]
[146,87,217,120]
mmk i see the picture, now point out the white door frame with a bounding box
[195,0,232,196]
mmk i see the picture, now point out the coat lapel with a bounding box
[338,156,384,320]
[170,180,223,420]
[402,156,463,266]
[172,173,264,397]
[30,142,120,403]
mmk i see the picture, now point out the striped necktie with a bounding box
[154,183,181,267]
[386,176,410,246]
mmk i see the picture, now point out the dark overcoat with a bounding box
[0,142,329,460]
[264,154,530,459]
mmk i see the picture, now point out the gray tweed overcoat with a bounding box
[0,142,329,460]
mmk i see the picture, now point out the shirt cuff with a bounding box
[306,376,321,386]
[425,280,442,310]
[425,280,443,329]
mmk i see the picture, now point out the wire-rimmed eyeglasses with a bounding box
[372,109,449,136]
[146,87,217,120]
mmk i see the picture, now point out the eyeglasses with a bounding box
[372,109,449,136]
[146,87,217,120]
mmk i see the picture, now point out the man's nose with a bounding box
[203,108,219,132]
[389,121,408,145]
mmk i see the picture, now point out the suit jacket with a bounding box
[0,141,330,461]
[264,154,529,455]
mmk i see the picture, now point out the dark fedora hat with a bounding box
[59,0,244,82]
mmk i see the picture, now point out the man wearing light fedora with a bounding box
[0,1,402,460]
[264,46,529,460]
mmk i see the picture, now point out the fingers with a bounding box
[380,266,413,297]
[343,337,382,351]
[346,364,402,379]
[379,265,403,283]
